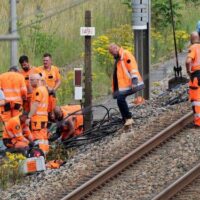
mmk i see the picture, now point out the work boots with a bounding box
[124,118,134,126]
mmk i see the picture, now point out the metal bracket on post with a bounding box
[0,34,20,40]
[132,0,150,100]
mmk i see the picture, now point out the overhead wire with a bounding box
[15,0,91,32]
[0,0,91,27]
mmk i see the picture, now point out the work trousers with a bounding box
[189,71,200,126]
[117,94,132,122]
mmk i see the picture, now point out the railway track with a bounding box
[60,111,194,200]
[153,163,200,200]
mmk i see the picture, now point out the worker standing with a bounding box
[186,32,200,127]
[38,53,61,115]
[0,66,27,122]
[26,73,49,155]
[19,55,39,112]
[108,43,144,126]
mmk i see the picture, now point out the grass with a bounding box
[0,0,130,71]
[0,0,200,103]
[0,0,131,104]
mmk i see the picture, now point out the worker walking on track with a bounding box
[108,43,144,126]
[186,32,200,127]
[26,73,49,155]
[2,113,33,150]
[19,55,39,112]
[38,53,61,115]
[0,66,27,122]
[49,105,83,142]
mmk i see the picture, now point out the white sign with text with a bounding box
[80,27,95,36]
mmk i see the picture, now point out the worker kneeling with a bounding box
[2,113,33,151]
[49,105,83,142]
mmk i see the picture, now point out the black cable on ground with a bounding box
[49,104,124,149]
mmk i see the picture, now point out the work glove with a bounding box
[132,77,138,86]
[29,141,35,148]
[56,120,64,129]
[29,141,39,148]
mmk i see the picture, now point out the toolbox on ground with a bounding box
[22,156,46,174]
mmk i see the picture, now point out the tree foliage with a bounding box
[93,24,133,78]
[185,0,200,5]
[121,0,182,30]
[152,0,182,31]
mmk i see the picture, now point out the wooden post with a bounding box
[83,10,92,130]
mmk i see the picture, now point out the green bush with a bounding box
[0,153,25,189]
[93,24,133,78]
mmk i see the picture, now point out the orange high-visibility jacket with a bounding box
[31,85,49,122]
[187,43,200,72]
[20,67,40,95]
[61,105,83,135]
[112,47,144,94]
[0,72,27,104]
[3,115,29,144]
[37,66,61,89]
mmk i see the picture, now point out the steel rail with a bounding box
[152,162,200,200]
[61,111,193,200]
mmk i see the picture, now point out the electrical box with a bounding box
[132,0,149,30]
[74,68,83,100]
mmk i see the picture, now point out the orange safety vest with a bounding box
[0,72,27,104]
[61,105,83,136]
[112,47,144,94]
[37,65,61,89]
[20,67,40,96]
[31,85,49,123]
[3,115,29,145]
[187,43,200,72]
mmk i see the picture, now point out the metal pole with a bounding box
[10,0,18,67]
[144,0,150,99]
[132,0,150,99]
[83,10,92,130]
[169,0,179,69]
